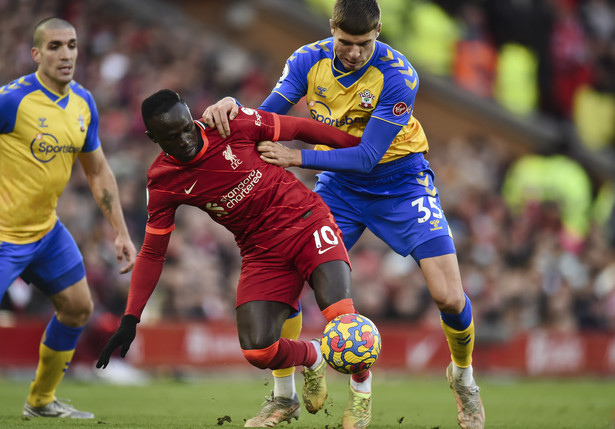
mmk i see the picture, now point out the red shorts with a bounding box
[236,211,350,311]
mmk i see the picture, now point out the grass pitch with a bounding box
[0,370,613,428]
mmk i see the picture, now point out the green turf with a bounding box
[0,371,613,428]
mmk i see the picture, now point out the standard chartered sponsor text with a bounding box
[220,169,262,209]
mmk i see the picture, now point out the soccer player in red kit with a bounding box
[97,90,373,428]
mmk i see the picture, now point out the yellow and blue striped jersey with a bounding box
[0,72,101,244]
[261,37,428,173]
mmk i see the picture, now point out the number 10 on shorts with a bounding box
[313,226,339,254]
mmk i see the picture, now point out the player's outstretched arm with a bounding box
[96,314,139,368]
[79,148,137,273]
[257,113,360,168]
[201,96,239,139]
[96,232,170,369]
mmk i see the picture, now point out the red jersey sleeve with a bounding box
[125,231,171,319]
[275,114,360,148]
[233,107,359,149]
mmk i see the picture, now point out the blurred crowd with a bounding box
[1,0,615,351]
[309,0,615,152]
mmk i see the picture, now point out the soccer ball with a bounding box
[320,313,381,374]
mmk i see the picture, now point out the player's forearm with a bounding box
[300,117,403,173]
[124,257,163,319]
[125,232,170,319]
[87,164,131,239]
[277,115,360,149]
[301,144,380,173]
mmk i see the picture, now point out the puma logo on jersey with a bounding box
[184,180,198,194]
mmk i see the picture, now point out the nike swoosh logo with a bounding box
[318,245,336,255]
[184,180,198,194]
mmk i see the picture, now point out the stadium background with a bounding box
[1,0,615,379]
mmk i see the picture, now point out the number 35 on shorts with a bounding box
[411,196,443,223]
[411,196,452,236]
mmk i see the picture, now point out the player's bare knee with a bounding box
[81,298,94,321]
[57,298,94,327]
[434,294,465,314]
[239,329,278,351]
[244,339,274,354]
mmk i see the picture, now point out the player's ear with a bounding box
[31,47,41,64]
[145,130,157,144]
[329,19,335,36]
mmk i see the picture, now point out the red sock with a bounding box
[351,369,370,383]
[266,338,318,369]
[322,298,356,322]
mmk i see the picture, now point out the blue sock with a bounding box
[440,294,472,331]
[43,314,84,351]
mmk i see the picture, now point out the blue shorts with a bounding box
[314,153,456,262]
[0,220,86,301]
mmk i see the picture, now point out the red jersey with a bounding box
[145,108,356,251]
[126,108,359,318]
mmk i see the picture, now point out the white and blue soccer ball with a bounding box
[320,313,381,374]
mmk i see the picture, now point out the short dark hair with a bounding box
[141,89,187,130]
[33,17,74,47]
[331,0,380,35]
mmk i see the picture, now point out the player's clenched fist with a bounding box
[96,314,139,369]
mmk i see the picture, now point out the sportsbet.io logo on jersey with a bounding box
[308,100,369,128]
[30,132,78,163]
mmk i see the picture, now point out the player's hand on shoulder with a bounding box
[115,234,137,274]
[201,96,239,139]
[257,141,302,168]
[96,314,139,369]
